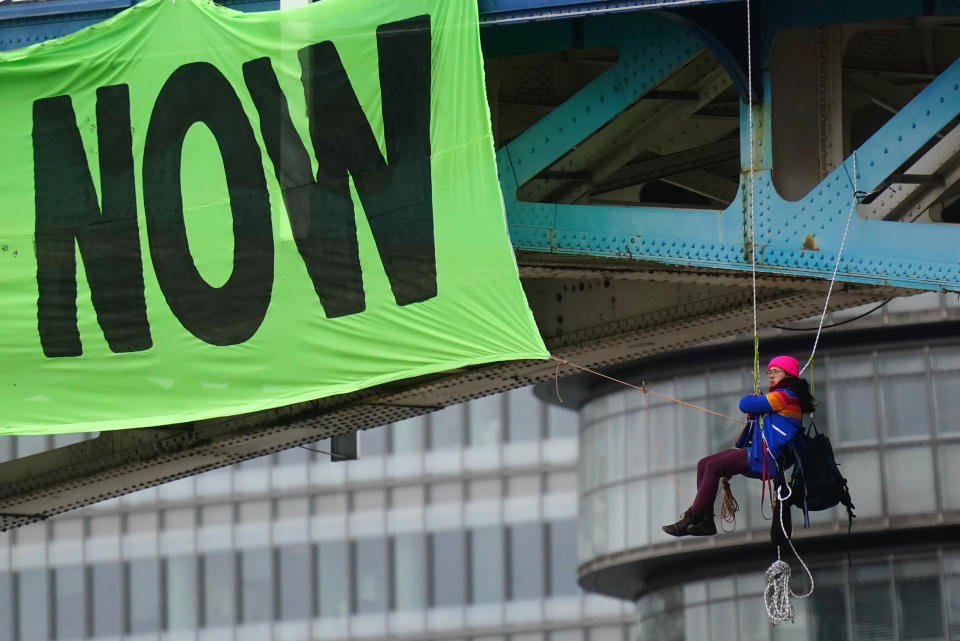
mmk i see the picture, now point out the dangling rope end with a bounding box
[719,476,740,532]
[552,356,565,404]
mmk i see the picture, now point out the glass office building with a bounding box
[0,389,633,641]
[573,292,960,641]
[4,293,960,641]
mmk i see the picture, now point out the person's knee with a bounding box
[703,458,725,478]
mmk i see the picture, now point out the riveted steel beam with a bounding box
[478,0,741,25]
[594,138,739,194]
[499,6,960,292]
[0,251,904,531]
[858,122,960,222]
[548,54,733,204]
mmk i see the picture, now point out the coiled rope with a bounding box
[718,476,740,532]
[763,560,795,624]
[763,484,815,624]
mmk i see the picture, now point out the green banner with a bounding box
[0,0,547,435]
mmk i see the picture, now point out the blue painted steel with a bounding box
[0,0,130,21]
[5,0,960,291]
[499,4,960,291]
[479,0,739,24]
[479,0,736,13]
[658,6,753,102]
[0,0,278,51]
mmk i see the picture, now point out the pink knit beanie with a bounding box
[767,355,800,378]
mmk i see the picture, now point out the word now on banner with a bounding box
[0,0,547,435]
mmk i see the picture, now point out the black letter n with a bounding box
[33,85,151,357]
[244,15,435,318]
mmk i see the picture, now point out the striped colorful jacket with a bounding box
[736,386,804,476]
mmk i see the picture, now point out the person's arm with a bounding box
[739,393,774,415]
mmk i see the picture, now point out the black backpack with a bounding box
[788,421,856,532]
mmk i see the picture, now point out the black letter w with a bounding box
[244,15,435,318]
[33,86,151,357]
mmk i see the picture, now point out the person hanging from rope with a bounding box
[662,355,814,537]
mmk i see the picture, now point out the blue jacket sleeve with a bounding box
[739,393,774,414]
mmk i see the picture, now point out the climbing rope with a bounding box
[799,152,859,376]
[642,380,692,504]
[550,357,746,425]
[740,0,817,617]
[745,0,760,396]
[763,560,795,624]
[763,484,815,624]
[718,476,739,532]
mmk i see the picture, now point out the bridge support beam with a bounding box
[497,3,960,292]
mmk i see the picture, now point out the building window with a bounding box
[509,388,542,442]
[241,548,274,623]
[548,520,579,596]
[470,526,505,604]
[851,563,894,640]
[392,417,425,454]
[354,538,388,614]
[278,544,313,621]
[885,446,937,514]
[809,575,847,641]
[17,569,49,641]
[360,426,387,456]
[430,405,464,450]
[895,559,944,640]
[510,522,545,600]
[165,555,198,631]
[431,530,467,607]
[53,565,85,639]
[548,404,579,439]
[469,395,502,447]
[393,533,427,611]
[128,558,161,634]
[0,571,12,641]
[92,562,123,637]
[202,551,237,627]
[830,356,879,443]
[879,350,931,438]
[930,347,960,435]
[318,540,350,617]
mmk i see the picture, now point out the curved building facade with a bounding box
[565,292,960,640]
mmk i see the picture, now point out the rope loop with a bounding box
[719,476,739,532]
[764,560,796,624]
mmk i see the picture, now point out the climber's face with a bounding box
[767,367,787,387]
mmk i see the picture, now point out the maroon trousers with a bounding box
[689,448,749,518]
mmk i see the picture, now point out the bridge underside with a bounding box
[1,0,957,528]
[0,260,903,530]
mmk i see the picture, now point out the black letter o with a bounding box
[143,62,273,346]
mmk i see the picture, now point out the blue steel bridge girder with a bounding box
[496,0,960,292]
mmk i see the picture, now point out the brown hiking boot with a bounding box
[662,510,697,537]
[686,511,717,536]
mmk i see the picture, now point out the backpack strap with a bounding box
[787,440,810,528]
